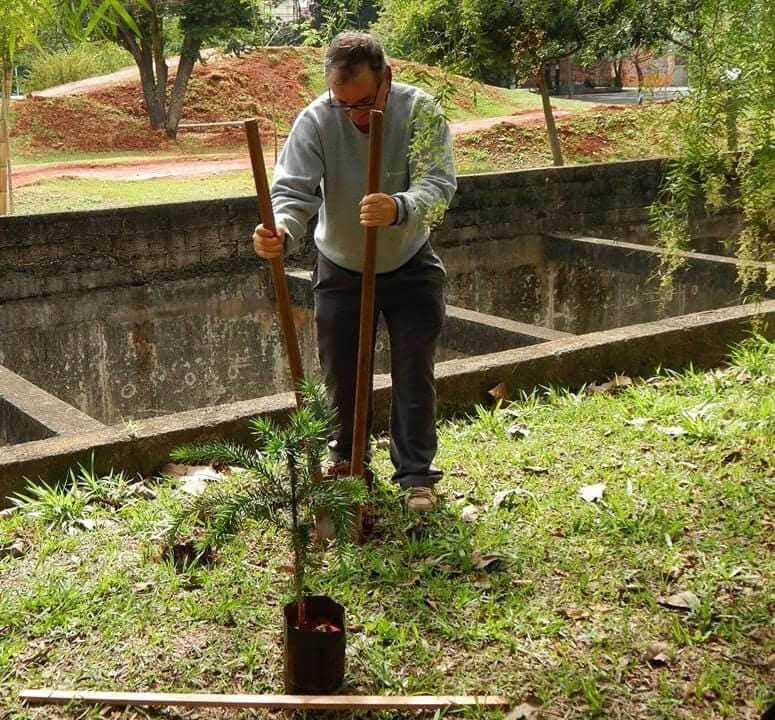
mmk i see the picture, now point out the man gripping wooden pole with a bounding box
[245,118,304,407]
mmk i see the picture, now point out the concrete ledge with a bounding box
[433,300,774,416]
[445,305,573,351]
[2,300,771,503]
[546,233,772,293]
[0,391,298,501]
[0,365,105,445]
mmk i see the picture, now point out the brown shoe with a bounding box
[406,486,438,512]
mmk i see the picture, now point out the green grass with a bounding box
[10,145,240,167]
[13,170,258,215]
[455,102,683,174]
[13,102,682,214]
[1,336,773,718]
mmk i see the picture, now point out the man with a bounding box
[252,32,456,511]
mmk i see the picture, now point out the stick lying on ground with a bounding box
[244,118,304,407]
[20,689,511,711]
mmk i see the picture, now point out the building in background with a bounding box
[263,0,313,24]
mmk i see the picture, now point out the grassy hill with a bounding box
[10,46,597,161]
[8,47,686,213]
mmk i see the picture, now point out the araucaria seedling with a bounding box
[165,379,365,631]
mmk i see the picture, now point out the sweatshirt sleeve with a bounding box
[270,110,325,252]
[392,95,457,233]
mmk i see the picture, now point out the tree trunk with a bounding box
[0,60,11,216]
[613,59,624,89]
[537,70,564,167]
[634,60,644,90]
[118,21,167,129]
[165,34,202,139]
[149,7,168,127]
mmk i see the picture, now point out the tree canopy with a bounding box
[82,0,253,137]
[652,0,774,293]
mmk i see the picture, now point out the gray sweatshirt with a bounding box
[271,82,457,274]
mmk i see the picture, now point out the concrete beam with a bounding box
[545,233,772,295]
[444,305,572,353]
[0,365,105,446]
[2,300,772,503]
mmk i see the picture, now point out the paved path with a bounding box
[559,87,689,105]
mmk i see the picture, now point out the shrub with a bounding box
[22,42,134,92]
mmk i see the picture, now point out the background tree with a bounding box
[0,0,135,215]
[373,0,514,86]
[651,0,774,295]
[0,0,44,215]
[375,0,625,166]
[81,0,253,138]
[581,0,674,92]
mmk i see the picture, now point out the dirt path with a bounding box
[33,49,221,98]
[13,109,564,186]
[13,153,253,187]
[449,109,569,135]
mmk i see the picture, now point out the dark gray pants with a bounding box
[313,242,446,489]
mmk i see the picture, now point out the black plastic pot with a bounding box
[283,595,346,694]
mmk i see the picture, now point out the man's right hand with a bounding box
[253,224,285,260]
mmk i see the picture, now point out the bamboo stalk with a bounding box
[20,689,511,710]
[350,110,384,490]
[244,118,304,406]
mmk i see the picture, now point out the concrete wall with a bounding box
[0,365,104,446]
[3,300,772,500]
[439,233,767,333]
[0,267,553,429]
[0,159,741,308]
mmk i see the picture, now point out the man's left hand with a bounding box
[360,193,397,227]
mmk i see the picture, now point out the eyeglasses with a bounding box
[327,88,376,111]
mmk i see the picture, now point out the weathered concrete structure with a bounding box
[1,158,771,500]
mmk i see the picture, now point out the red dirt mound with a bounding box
[13,48,320,153]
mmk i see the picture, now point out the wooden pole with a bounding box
[0,61,11,216]
[20,689,511,711]
[244,118,304,406]
[350,110,384,489]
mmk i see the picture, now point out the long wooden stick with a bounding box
[350,110,384,487]
[20,689,511,710]
[244,118,304,407]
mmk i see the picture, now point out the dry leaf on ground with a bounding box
[559,606,589,621]
[506,698,542,719]
[658,590,701,611]
[461,505,481,523]
[580,483,606,502]
[471,550,505,571]
[507,423,530,439]
[523,465,548,474]
[0,540,25,559]
[645,641,671,666]
[655,425,688,437]
[591,374,633,394]
[489,382,508,400]
[625,417,651,428]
